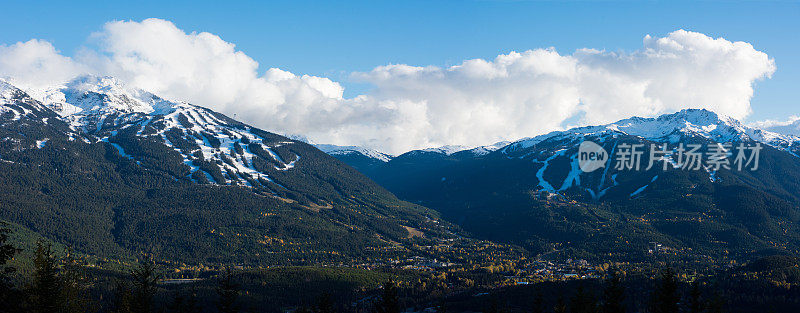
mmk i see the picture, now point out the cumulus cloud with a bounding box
[0,19,778,154]
[0,39,87,89]
[354,30,775,152]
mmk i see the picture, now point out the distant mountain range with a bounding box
[761,118,800,137]
[322,109,800,263]
[0,76,457,265]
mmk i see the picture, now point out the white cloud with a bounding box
[0,20,778,154]
[752,116,800,136]
[0,39,87,89]
[354,30,775,153]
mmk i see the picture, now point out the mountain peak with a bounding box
[315,144,393,162]
[31,75,178,117]
[510,108,797,152]
[1,79,52,119]
[0,78,26,99]
[421,145,471,155]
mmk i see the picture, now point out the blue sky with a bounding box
[0,1,798,151]
[2,0,797,121]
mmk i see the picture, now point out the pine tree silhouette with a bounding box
[130,258,162,313]
[438,297,448,313]
[59,248,91,313]
[649,268,679,313]
[186,286,200,313]
[554,295,567,313]
[602,267,625,313]
[531,291,545,313]
[688,281,702,313]
[295,306,313,313]
[374,279,400,313]
[570,284,598,313]
[216,266,240,313]
[168,290,186,313]
[111,280,134,313]
[706,288,725,313]
[0,224,21,313]
[317,292,335,313]
[31,241,60,313]
[168,288,200,313]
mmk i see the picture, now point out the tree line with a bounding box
[0,223,409,313]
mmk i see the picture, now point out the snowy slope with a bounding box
[1,79,52,120]
[506,109,800,154]
[418,142,511,156]
[492,109,800,198]
[10,76,302,190]
[28,75,177,132]
[31,75,175,115]
[761,118,800,137]
[315,144,393,162]
[420,145,471,155]
[463,141,511,156]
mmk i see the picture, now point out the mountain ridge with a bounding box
[0,76,460,265]
[322,108,800,263]
[318,109,799,165]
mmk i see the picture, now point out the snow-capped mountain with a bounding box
[505,109,799,155]
[317,141,513,165]
[419,145,472,155]
[0,74,436,207]
[19,75,308,189]
[759,117,800,137]
[0,75,451,265]
[463,141,511,156]
[315,144,393,162]
[496,109,800,196]
[32,76,175,116]
[1,79,53,120]
[332,108,800,204]
[413,142,512,157]
[327,108,800,261]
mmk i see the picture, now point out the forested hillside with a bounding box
[0,78,456,266]
[329,110,800,265]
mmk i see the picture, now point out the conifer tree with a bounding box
[216,266,240,313]
[374,279,400,313]
[570,284,598,313]
[168,290,186,313]
[438,297,448,313]
[295,306,313,313]
[649,268,679,313]
[31,241,60,313]
[0,224,22,313]
[554,296,567,313]
[168,288,200,313]
[60,248,91,313]
[317,292,335,313]
[111,280,134,313]
[130,259,162,313]
[485,300,501,313]
[602,267,625,313]
[688,281,702,313]
[531,291,545,313]
[186,286,200,313]
[706,289,725,313]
